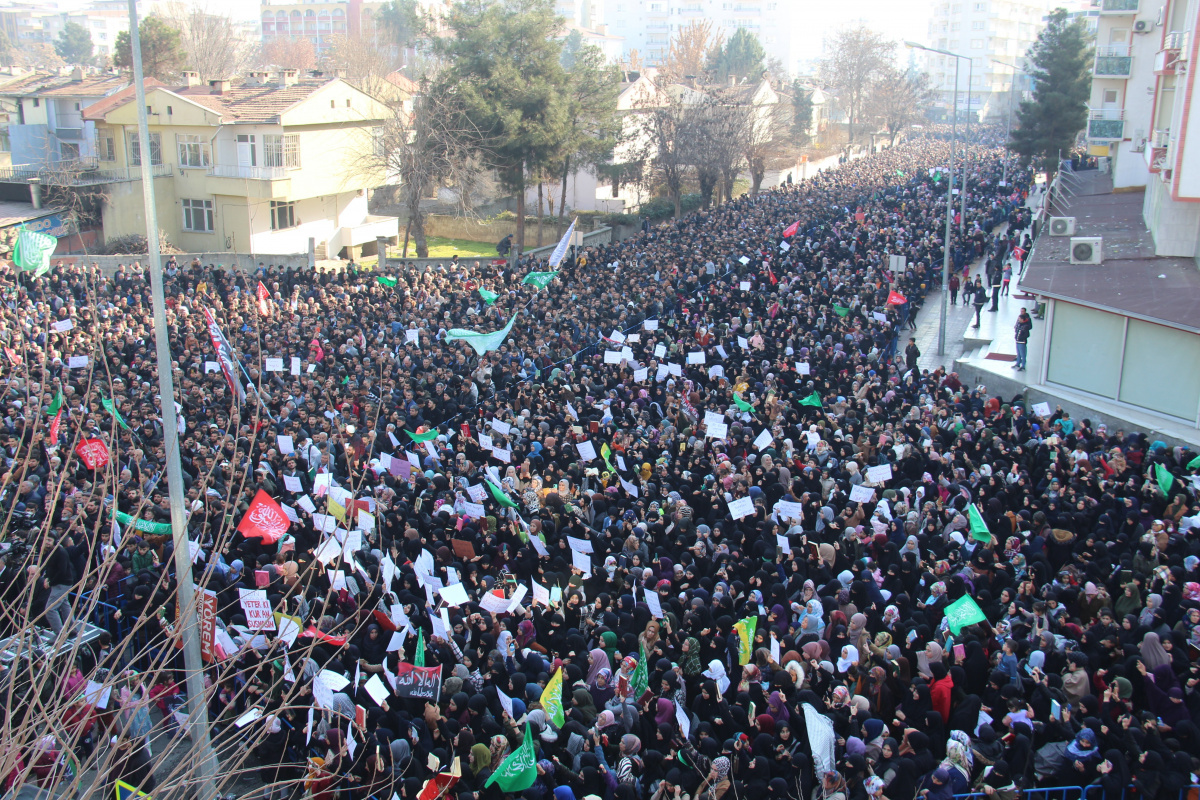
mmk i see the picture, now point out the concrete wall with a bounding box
[49,251,311,275]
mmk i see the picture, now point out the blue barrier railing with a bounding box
[954,786,1200,800]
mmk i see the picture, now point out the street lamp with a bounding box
[905,40,971,357]
[991,57,1028,187]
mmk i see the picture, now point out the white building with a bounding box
[1084,0,1169,190]
[600,0,803,76]
[920,0,1053,121]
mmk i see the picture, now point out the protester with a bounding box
[1,129,1198,800]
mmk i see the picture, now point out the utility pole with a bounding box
[125,2,220,799]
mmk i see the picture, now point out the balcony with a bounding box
[0,161,170,186]
[1094,46,1132,76]
[1147,129,1169,172]
[328,214,399,255]
[1156,31,1189,74]
[1099,0,1138,13]
[208,164,288,180]
[206,163,290,197]
[1087,109,1125,140]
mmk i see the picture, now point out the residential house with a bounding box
[82,70,398,258]
[0,68,129,168]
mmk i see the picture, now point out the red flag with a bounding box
[75,438,109,469]
[782,220,800,238]
[4,347,21,366]
[203,306,245,404]
[418,773,459,800]
[767,267,778,286]
[256,281,271,316]
[237,489,290,544]
[48,406,63,446]
[1012,246,1026,261]
[302,625,347,646]
[887,290,907,305]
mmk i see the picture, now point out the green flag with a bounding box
[521,271,559,290]
[967,504,991,543]
[733,392,753,413]
[630,642,648,698]
[833,304,850,318]
[1156,463,1174,496]
[376,275,397,288]
[1188,454,1200,470]
[12,226,57,276]
[944,594,987,634]
[542,667,565,727]
[600,442,616,474]
[479,288,498,304]
[47,389,63,417]
[444,314,517,356]
[798,392,822,408]
[114,510,173,535]
[486,480,518,509]
[405,428,439,444]
[414,628,425,667]
[101,397,129,430]
[734,616,756,665]
[485,723,537,792]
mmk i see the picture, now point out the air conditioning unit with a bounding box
[1049,216,1076,236]
[1134,19,1152,32]
[1153,129,1171,146]
[1070,236,1103,264]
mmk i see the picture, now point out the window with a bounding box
[97,132,114,161]
[59,142,80,160]
[0,127,8,152]
[1103,89,1119,104]
[182,199,214,232]
[971,20,985,28]
[971,38,984,48]
[32,98,39,107]
[271,200,295,230]
[129,131,162,166]
[176,133,210,167]
[264,134,301,168]
[973,2,986,9]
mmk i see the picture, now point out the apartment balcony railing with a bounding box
[1094,47,1133,76]
[0,161,171,185]
[1087,109,1125,140]
[1099,0,1139,12]
[207,164,289,180]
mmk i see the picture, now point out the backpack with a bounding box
[1032,740,1068,780]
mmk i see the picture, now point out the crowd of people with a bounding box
[2,128,1200,800]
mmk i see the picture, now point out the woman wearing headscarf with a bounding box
[586,648,612,687]
[1139,631,1172,672]
[1091,749,1131,800]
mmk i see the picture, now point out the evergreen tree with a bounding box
[707,29,765,85]
[1008,8,1091,176]
[432,0,571,256]
[114,16,185,81]
[55,22,94,65]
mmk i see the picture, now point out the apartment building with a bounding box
[79,71,398,258]
[602,0,802,75]
[259,0,389,53]
[920,0,1052,121]
[0,4,130,57]
[0,68,129,167]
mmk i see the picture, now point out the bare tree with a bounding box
[320,34,402,100]
[687,90,749,206]
[161,2,255,82]
[743,88,798,194]
[662,20,722,84]
[260,37,318,72]
[361,79,486,258]
[819,25,894,146]
[633,83,693,218]
[867,67,935,146]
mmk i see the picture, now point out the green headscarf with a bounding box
[601,630,621,669]
[470,743,492,776]
[681,636,703,676]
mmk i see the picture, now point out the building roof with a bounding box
[85,78,344,124]
[80,78,165,121]
[384,72,418,95]
[1017,170,1200,335]
[0,71,125,98]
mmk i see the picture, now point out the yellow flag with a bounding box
[328,496,346,523]
[542,667,565,727]
[734,616,756,665]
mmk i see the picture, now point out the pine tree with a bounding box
[1008,8,1091,177]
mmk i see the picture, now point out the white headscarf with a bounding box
[703,659,730,694]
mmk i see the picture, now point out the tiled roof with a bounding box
[81,78,165,121]
[39,75,128,97]
[0,72,126,98]
[169,80,331,123]
[384,72,418,94]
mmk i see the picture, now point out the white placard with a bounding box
[492,447,511,463]
[566,535,593,554]
[265,357,284,372]
[866,464,893,483]
[728,496,755,520]
[364,674,390,706]
[532,581,551,606]
[621,346,634,361]
[676,701,691,738]
[497,687,514,719]
[387,630,407,652]
[633,367,648,382]
[439,582,470,607]
[849,484,876,503]
[753,428,773,450]
[739,281,751,291]
[467,484,486,503]
[872,312,888,324]
[645,587,663,619]
[298,495,316,514]
[687,351,706,365]
[1032,402,1052,417]
[507,585,527,612]
[571,548,592,578]
[604,350,623,364]
[796,362,811,375]
[205,361,219,373]
[291,356,301,375]
[277,614,302,646]
[608,330,626,344]
[776,533,792,555]
[490,418,512,435]
[576,440,597,462]
[283,475,303,492]
[616,455,626,471]
[85,680,112,708]
[238,588,275,630]
[277,434,295,454]
[654,344,667,358]
[644,320,659,331]
[705,410,725,427]
[530,536,549,557]
[235,707,264,728]
[314,536,341,564]
[478,433,493,449]
[620,477,639,498]
[668,363,682,376]
[739,256,751,265]
[776,500,804,521]
[706,422,728,439]
[716,344,728,359]
[480,591,510,614]
[738,336,749,349]
[53,319,74,332]
[461,501,485,519]
[406,329,419,346]
[68,355,88,369]
[780,240,792,252]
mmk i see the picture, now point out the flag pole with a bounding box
[126,0,220,797]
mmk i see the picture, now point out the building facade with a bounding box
[0,69,129,168]
[259,0,389,53]
[81,72,397,258]
[920,0,1053,121]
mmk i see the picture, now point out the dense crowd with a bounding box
[2,129,1199,800]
